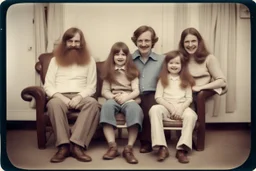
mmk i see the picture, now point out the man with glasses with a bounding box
[44,27,100,163]
[131,25,166,156]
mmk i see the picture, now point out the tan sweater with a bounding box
[101,69,141,103]
[188,54,227,94]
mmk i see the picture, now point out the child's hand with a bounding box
[192,85,202,92]
[174,107,185,117]
[170,114,182,120]
[114,93,127,105]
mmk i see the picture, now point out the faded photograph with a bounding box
[5,2,251,170]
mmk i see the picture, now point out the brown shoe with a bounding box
[71,143,92,162]
[103,146,120,160]
[157,146,169,161]
[139,142,152,153]
[176,150,189,163]
[122,145,138,164]
[50,144,70,163]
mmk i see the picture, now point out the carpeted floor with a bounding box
[3,129,251,170]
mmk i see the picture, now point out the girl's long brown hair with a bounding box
[159,50,195,89]
[101,42,139,84]
[178,27,209,64]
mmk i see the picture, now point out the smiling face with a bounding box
[114,50,127,67]
[167,56,182,76]
[183,34,198,55]
[136,31,152,57]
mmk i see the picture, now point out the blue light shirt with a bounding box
[132,50,165,94]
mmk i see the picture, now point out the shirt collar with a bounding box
[168,74,180,81]
[115,65,125,71]
[132,49,158,61]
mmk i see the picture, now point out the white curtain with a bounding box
[34,3,47,85]
[46,3,64,52]
[173,4,189,46]
[199,3,237,116]
[30,3,47,108]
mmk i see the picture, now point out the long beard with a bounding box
[58,47,86,66]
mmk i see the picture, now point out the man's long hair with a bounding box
[159,50,195,89]
[101,42,139,84]
[54,27,90,66]
[178,27,209,64]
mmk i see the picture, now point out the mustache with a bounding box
[66,46,81,50]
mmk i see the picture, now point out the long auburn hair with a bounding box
[178,27,209,64]
[101,42,139,84]
[54,27,90,66]
[131,25,159,48]
[159,50,195,89]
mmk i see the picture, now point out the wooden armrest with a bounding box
[21,86,46,103]
[196,90,216,123]
[21,86,46,119]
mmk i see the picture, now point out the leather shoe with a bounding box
[71,143,92,162]
[50,144,70,163]
[139,143,152,153]
[122,145,138,164]
[157,146,169,161]
[176,150,189,163]
[103,146,120,160]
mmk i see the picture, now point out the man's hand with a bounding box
[69,95,83,109]
[114,93,128,105]
[53,93,71,107]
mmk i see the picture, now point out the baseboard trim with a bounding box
[7,121,37,130]
[205,123,251,130]
[6,121,251,131]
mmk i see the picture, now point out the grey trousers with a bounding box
[47,94,100,149]
[100,99,144,131]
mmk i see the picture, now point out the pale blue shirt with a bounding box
[132,50,165,94]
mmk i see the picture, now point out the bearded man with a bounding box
[44,27,100,163]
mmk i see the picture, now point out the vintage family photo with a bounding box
[5,2,251,170]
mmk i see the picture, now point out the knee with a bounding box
[101,100,115,109]
[47,98,62,109]
[183,109,198,121]
[149,105,160,118]
[86,97,99,107]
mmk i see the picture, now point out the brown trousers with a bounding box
[138,92,156,144]
[47,95,100,149]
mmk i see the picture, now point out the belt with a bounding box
[141,91,155,95]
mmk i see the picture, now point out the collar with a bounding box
[168,74,180,81]
[114,65,125,71]
[132,50,158,61]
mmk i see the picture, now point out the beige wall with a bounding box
[7,3,250,122]
[63,3,251,123]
